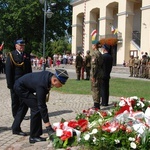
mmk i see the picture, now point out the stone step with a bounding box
[111,66,129,74]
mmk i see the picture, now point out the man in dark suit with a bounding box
[5,39,32,122]
[12,69,69,143]
[75,51,83,80]
[101,44,113,106]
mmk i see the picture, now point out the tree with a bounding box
[0,0,72,56]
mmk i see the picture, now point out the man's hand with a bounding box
[46,125,55,139]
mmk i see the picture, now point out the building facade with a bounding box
[70,0,150,65]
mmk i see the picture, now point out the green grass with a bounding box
[52,78,150,100]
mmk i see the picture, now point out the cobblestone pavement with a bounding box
[0,65,149,150]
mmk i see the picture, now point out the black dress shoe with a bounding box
[101,104,109,107]
[13,130,28,136]
[29,137,46,143]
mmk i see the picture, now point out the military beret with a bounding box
[102,44,110,51]
[15,39,25,45]
[55,69,69,84]
[92,40,99,45]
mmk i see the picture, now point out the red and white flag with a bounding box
[91,29,97,41]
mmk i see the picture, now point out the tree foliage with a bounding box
[0,0,72,57]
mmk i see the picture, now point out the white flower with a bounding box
[114,139,120,144]
[110,127,117,132]
[119,100,126,107]
[136,102,140,106]
[130,96,138,100]
[107,111,112,116]
[84,134,90,141]
[128,137,135,141]
[101,137,105,140]
[130,142,137,149]
[93,136,97,144]
[98,118,103,124]
[56,129,63,137]
[139,101,145,108]
[90,129,98,135]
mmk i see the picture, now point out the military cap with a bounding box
[102,44,110,51]
[86,50,90,54]
[55,69,69,84]
[92,40,99,45]
[15,39,25,45]
[77,51,81,54]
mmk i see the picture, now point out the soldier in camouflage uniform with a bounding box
[140,55,147,78]
[133,56,140,77]
[90,41,103,109]
[128,55,134,77]
[84,50,91,80]
[75,51,83,80]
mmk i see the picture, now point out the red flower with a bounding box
[60,130,72,141]
[130,99,136,106]
[119,124,126,131]
[102,122,111,132]
[140,97,145,102]
[60,123,64,129]
[68,121,78,128]
[78,119,88,132]
[101,111,107,117]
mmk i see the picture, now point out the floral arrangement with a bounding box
[50,96,150,150]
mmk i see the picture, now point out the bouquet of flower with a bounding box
[50,96,150,150]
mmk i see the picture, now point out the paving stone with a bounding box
[0,65,149,150]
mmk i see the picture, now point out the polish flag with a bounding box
[111,26,115,33]
[91,29,97,41]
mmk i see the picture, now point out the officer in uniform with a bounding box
[101,44,113,106]
[75,51,83,80]
[140,55,147,78]
[128,55,134,77]
[5,39,32,119]
[85,50,91,80]
[90,40,103,109]
[133,56,140,77]
[12,69,69,143]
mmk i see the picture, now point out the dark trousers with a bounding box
[101,79,109,105]
[10,89,20,118]
[85,67,91,80]
[12,93,42,138]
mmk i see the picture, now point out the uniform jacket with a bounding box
[75,55,83,68]
[91,50,103,79]
[102,53,113,80]
[129,58,135,67]
[5,50,32,89]
[85,54,91,68]
[14,71,53,123]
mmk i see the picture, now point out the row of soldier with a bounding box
[128,53,150,79]
[75,50,91,80]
